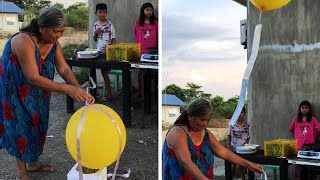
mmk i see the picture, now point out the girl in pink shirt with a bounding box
[133,3,158,96]
[289,100,320,180]
[133,2,158,54]
[289,100,320,150]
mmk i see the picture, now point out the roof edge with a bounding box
[232,0,247,7]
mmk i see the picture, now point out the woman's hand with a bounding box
[247,162,263,174]
[66,85,95,104]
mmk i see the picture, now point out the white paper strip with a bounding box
[230,24,262,125]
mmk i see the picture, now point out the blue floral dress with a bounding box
[162,126,215,180]
[0,33,56,163]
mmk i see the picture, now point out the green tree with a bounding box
[10,0,52,24]
[184,83,211,102]
[211,96,224,109]
[162,84,186,102]
[53,3,64,10]
[65,3,88,30]
[8,0,24,9]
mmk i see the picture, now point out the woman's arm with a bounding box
[12,34,68,92]
[54,41,94,104]
[166,127,209,180]
[11,34,94,103]
[54,42,81,87]
[208,131,263,174]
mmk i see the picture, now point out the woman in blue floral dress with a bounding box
[162,99,263,180]
[0,7,94,180]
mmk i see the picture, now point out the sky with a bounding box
[162,0,247,100]
[50,0,87,7]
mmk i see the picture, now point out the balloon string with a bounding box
[76,77,95,179]
[259,12,262,24]
[88,104,125,180]
[85,77,97,106]
[76,105,88,180]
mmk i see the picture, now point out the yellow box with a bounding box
[264,139,298,157]
[106,43,141,61]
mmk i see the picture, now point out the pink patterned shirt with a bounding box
[133,18,158,54]
[289,115,320,150]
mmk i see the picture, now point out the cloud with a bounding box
[162,59,247,99]
[162,14,237,49]
[162,0,247,98]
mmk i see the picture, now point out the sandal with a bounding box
[27,162,55,172]
[16,174,32,180]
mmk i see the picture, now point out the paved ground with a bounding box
[0,74,158,180]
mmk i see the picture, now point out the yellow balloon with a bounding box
[250,0,291,12]
[66,104,126,169]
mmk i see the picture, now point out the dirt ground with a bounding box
[0,73,158,180]
[0,28,88,54]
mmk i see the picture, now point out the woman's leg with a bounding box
[27,160,54,172]
[16,158,30,179]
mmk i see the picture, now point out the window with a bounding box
[168,109,178,117]
[6,17,15,26]
[168,113,176,117]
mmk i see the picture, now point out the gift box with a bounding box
[67,163,107,180]
[264,139,298,157]
[106,43,141,61]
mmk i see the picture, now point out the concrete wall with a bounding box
[88,0,158,87]
[88,0,158,48]
[247,0,320,145]
[0,13,20,33]
[162,105,181,128]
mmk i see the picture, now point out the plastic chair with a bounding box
[262,165,279,180]
[103,70,122,97]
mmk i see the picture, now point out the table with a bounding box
[66,57,131,127]
[288,158,320,166]
[131,62,158,115]
[288,158,320,178]
[225,150,288,180]
[66,57,158,126]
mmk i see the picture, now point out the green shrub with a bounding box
[219,135,228,148]
[62,42,88,59]
[74,68,89,85]
[62,43,89,84]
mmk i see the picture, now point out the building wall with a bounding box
[162,105,181,127]
[247,0,320,145]
[87,0,158,86]
[0,13,20,33]
[88,0,158,48]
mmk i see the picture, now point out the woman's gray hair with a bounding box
[173,98,213,129]
[20,7,66,34]
[37,7,67,27]
[187,98,212,117]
